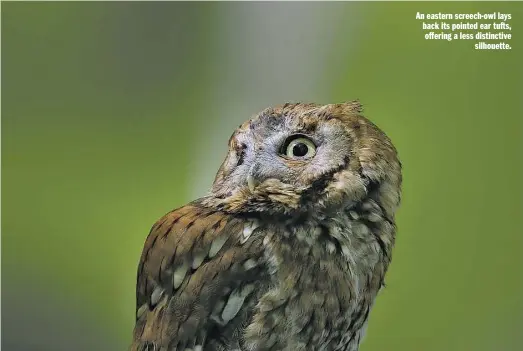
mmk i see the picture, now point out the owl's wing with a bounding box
[130,201,266,351]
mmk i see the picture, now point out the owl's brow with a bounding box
[294,116,319,134]
[248,112,286,134]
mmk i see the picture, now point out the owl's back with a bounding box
[131,195,391,351]
[131,201,271,351]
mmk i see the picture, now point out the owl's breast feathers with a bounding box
[131,197,393,351]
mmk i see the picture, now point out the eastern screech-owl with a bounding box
[130,101,402,351]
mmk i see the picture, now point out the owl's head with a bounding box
[206,101,402,220]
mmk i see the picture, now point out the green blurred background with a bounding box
[2,2,522,350]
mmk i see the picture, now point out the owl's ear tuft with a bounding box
[343,100,363,113]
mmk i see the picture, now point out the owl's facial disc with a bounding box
[245,134,317,193]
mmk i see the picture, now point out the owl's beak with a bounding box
[247,164,262,193]
[247,174,259,193]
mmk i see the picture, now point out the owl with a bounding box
[130,101,402,351]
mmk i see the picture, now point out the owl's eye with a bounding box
[282,135,316,159]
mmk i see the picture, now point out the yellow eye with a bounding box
[284,137,316,159]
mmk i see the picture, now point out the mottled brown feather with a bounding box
[131,202,268,351]
[131,101,402,351]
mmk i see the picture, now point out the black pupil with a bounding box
[292,143,309,157]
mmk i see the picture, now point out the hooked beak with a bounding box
[247,165,262,193]
[247,174,260,193]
